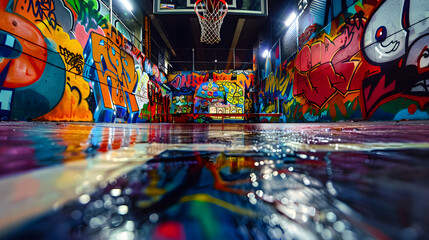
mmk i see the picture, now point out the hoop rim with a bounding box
[194,0,228,21]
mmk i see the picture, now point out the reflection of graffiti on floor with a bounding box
[2,122,429,239]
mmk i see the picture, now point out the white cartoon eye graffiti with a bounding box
[362,0,407,64]
[375,26,387,42]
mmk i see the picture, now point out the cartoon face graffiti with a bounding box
[362,0,407,64]
[363,0,429,70]
[406,0,429,90]
[360,0,429,117]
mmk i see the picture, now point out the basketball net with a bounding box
[194,0,228,44]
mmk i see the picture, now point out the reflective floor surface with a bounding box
[1,121,429,240]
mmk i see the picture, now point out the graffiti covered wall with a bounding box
[0,0,169,122]
[261,0,429,122]
[2,0,428,123]
[168,70,255,122]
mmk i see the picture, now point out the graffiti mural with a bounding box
[167,70,254,122]
[361,0,429,119]
[169,70,254,93]
[194,79,245,120]
[1,0,429,123]
[194,80,225,114]
[0,0,66,121]
[172,94,193,114]
[83,32,139,123]
[168,72,208,90]
[260,0,429,122]
[148,80,171,123]
[0,0,168,122]
[135,65,150,119]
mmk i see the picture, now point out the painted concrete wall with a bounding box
[0,0,169,123]
[260,0,429,122]
[2,0,428,123]
[167,70,256,122]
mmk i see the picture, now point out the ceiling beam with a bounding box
[150,17,177,57]
[226,18,245,70]
[150,16,188,71]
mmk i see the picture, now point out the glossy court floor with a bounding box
[1,121,429,240]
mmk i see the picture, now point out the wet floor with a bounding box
[1,121,429,240]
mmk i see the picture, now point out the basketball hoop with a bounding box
[194,0,228,44]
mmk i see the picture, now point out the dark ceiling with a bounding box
[137,0,295,71]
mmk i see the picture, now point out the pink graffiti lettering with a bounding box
[169,74,208,89]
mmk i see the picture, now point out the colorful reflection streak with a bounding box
[1,121,429,239]
[0,123,146,177]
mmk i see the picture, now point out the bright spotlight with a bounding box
[262,50,269,58]
[285,12,297,27]
[123,0,133,12]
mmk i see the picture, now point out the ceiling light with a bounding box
[285,12,297,27]
[123,0,133,12]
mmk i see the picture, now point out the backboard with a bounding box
[153,0,268,16]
